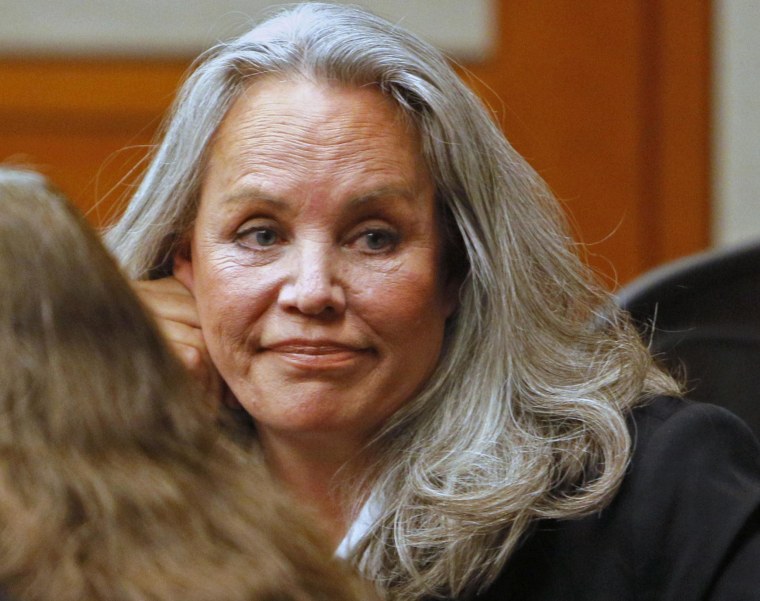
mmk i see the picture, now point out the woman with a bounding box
[0,166,368,601]
[107,4,760,600]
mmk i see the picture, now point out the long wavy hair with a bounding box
[0,166,368,601]
[105,4,680,599]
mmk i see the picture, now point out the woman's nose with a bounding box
[277,244,346,316]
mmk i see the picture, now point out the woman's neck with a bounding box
[257,429,369,548]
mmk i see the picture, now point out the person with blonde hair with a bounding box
[107,3,760,600]
[0,166,369,601]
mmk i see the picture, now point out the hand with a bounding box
[132,276,225,405]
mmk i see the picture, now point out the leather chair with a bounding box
[617,239,760,439]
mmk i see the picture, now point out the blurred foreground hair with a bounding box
[0,167,368,601]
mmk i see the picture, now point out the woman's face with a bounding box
[175,78,457,449]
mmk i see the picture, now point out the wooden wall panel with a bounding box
[0,1,711,287]
[463,0,711,286]
[0,58,188,221]
[466,2,650,285]
[650,1,712,262]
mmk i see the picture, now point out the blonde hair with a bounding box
[105,4,680,599]
[0,166,369,601]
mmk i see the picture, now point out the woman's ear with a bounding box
[172,240,195,292]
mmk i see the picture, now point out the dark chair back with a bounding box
[617,240,760,439]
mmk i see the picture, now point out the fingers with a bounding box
[133,276,199,328]
[133,277,244,418]
[178,341,225,406]
[133,276,205,354]
[152,313,206,356]
[174,340,210,379]
[132,277,223,406]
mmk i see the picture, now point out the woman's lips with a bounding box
[263,340,371,371]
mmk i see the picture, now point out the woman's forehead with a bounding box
[217,77,413,146]
[203,78,430,194]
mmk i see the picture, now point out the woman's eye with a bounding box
[359,229,398,252]
[237,227,280,247]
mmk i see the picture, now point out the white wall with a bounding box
[714,0,760,246]
[0,0,495,61]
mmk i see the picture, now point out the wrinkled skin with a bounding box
[173,78,457,457]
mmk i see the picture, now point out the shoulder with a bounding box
[623,396,760,523]
[485,397,760,601]
[626,395,760,489]
[629,394,758,446]
[619,396,760,599]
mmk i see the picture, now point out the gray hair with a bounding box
[106,4,679,599]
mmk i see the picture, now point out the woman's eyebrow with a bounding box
[220,189,290,211]
[345,186,421,209]
[220,186,419,208]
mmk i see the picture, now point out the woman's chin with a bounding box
[237,391,388,448]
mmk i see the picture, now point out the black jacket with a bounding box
[478,397,760,600]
